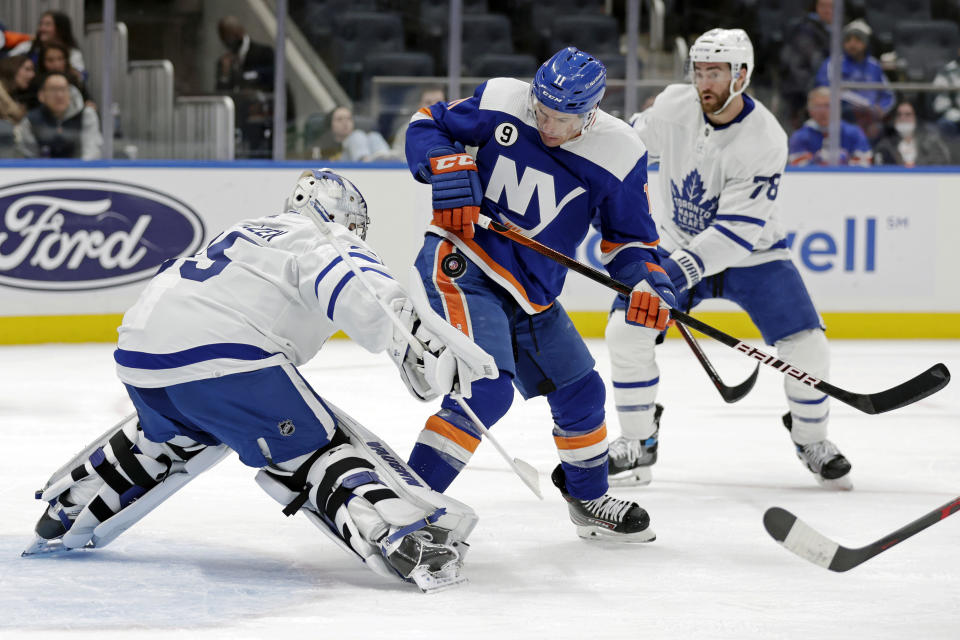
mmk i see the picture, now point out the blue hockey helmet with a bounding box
[287,168,370,239]
[531,47,606,116]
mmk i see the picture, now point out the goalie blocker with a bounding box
[24,406,477,594]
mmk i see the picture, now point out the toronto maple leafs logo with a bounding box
[670,170,719,235]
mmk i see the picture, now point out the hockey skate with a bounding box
[783,413,853,490]
[378,524,467,593]
[608,404,663,487]
[551,465,655,543]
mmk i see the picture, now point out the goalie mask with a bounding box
[688,28,754,115]
[287,169,370,239]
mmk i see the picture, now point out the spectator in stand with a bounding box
[814,19,894,142]
[318,105,393,162]
[9,11,86,82]
[38,41,91,108]
[215,16,275,94]
[780,0,833,131]
[0,55,37,108]
[392,85,446,158]
[874,100,950,167]
[14,72,102,160]
[788,86,872,166]
[931,48,960,138]
[0,55,37,117]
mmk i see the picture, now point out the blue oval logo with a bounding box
[0,179,205,291]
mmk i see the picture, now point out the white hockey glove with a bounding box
[661,248,704,292]
[388,299,458,401]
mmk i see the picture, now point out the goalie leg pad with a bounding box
[256,400,476,590]
[25,413,230,555]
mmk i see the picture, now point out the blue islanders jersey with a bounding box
[406,77,660,313]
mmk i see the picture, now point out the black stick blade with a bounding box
[821,362,951,415]
[718,364,760,403]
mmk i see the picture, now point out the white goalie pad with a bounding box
[23,412,231,556]
[406,266,497,399]
[255,399,478,592]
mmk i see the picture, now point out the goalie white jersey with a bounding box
[115,212,403,388]
[632,84,791,277]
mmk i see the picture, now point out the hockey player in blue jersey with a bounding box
[23,169,497,592]
[604,28,853,490]
[402,47,677,542]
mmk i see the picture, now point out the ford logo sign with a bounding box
[0,179,205,291]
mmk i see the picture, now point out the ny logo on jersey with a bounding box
[670,169,719,235]
[484,155,585,233]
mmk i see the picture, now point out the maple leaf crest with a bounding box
[669,170,720,234]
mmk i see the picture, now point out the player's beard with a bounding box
[698,85,731,115]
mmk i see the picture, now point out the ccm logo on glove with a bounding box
[431,154,477,173]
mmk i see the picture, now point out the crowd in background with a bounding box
[3,1,960,166]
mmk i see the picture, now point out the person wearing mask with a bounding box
[874,100,950,167]
[14,71,102,159]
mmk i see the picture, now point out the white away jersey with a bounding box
[115,213,403,388]
[633,84,792,276]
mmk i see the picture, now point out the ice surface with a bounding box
[2,338,958,639]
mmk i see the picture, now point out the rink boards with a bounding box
[0,161,958,343]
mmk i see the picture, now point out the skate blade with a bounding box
[608,467,652,487]
[575,525,656,544]
[816,474,853,491]
[409,565,468,594]
[21,536,92,557]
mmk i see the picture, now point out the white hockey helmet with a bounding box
[688,28,754,114]
[287,168,370,239]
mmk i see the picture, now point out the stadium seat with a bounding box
[548,14,620,59]
[467,53,539,78]
[445,14,514,73]
[295,0,378,62]
[362,51,435,126]
[330,12,406,99]
[894,20,960,82]
[864,0,932,54]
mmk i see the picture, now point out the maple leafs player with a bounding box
[402,47,677,542]
[24,169,495,592]
[605,29,852,490]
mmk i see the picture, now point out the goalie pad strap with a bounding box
[108,430,165,490]
[70,466,89,482]
[362,488,397,504]
[314,457,375,513]
[90,448,134,497]
[325,485,354,522]
[88,495,115,523]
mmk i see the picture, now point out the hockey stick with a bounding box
[763,497,960,572]
[303,204,543,499]
[676,322,759,403]
[475,214,951,414]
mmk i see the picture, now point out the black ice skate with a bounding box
[608,404,663,487]
[551,464,655,543]
[782,413,853,490]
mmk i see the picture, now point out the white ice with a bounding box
[1,338,958,639]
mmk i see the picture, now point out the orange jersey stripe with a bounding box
[417,106,434,118]
[435,241,471,336]
[600,238,660,254]
[554,424,607,450]
[455,234,553,314]
[425,415,481,453]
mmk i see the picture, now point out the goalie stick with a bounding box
[763,497,960,572]
[676,322,759,403]
[475,214,951,415]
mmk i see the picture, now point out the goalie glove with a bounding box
[388,299,453,401]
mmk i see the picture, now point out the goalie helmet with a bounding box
[688,28,754,114]
[287,168,370,239]
[530,47,606,133]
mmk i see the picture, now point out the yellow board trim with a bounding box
[1,312,959,344]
